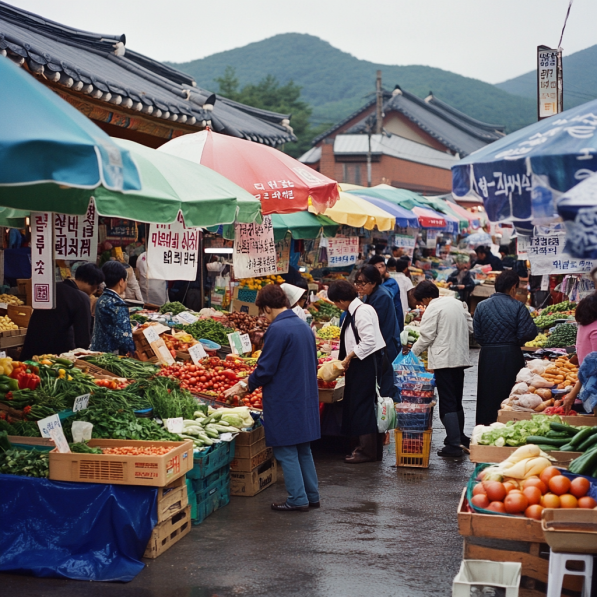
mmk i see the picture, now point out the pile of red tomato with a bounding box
[157,356,262,409]
[471,466,596,520]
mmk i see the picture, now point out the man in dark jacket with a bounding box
[369,255,404,331]
[447,254,476,303]
[475,245,504,271]
[21,263,104,360]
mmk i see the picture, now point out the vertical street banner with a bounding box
[327,237,359,266]
[31,212,55,309]
[233,216,277,279]
[54,200,98,261]
[537,46,563,120]
[147,212,200,280]
[393,232,417,258]
[275,235,291,275]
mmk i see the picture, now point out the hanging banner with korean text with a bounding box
[327,237,359,267]
[537,46,562,120]
[275,235,291,275]
[527,234,597,275]
[54,200,98,261]
[233,216,277,279]
[393,232,417,258]
[31,212,55,309]
[147,212,200,281]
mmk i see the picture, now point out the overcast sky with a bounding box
[7,0,596,84]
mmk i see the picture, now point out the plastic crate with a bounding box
[236,288,258,303]
[187,471,231,525]
[394,429,432,468]
[396,391,435,405]
[395,402,435,431]
[186,439,236,480]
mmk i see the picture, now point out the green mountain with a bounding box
[169,33,536,134]
[496,44,597,110]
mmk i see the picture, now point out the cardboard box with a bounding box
[156,475,188,523]
[235,436,266,460]
[231,457,277,497]
[542,508,597,554]
[232,299,260,317]
[17,279,32,306]
[470,444,581,466]
[318,384,345,403]
[235,425,265,447]
[0,327,27,348]
[230,446,273,472]
[497,409,597,427]
[7,305,32,328]
[144,505,191,559]
[49,439,193,487]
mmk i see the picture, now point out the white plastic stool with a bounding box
[547,550,593,597]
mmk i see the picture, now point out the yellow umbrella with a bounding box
[338,183,366,192]
[310,191,395,231]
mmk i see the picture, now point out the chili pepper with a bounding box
[0,412,5,420]
[5,392,11,400]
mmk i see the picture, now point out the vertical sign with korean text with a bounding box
[537,46,563,120]
[32,212,55,309]
[393,232,416,259]
[275,235,291,275]
[327,237,359,266]
[147,212,200,281]
[233,216,277,279]
[54,200,98,261]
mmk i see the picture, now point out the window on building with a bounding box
[342,164,362,185]
[354,164,361,185]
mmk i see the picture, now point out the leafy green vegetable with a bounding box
[160,302,188,316]
[84,354,159,379]
[478,415,563,447]
[145,377,199,420]
[174,318,234,345]
[544,323,577,348]
[69,442,103,454]
[0,449,49,477]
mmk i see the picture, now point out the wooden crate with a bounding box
[457,489,583,593]
[0,327,27,348]
[318,384,345,403]
[156,475,188,523]
[7,304,32,328]
[497,410,597,427]
[470,444,581,466]
[144,504,191,559]
[49,439,193,487]
[8,435,54,447]
[17,279,32,306]
[74,359,120,379]
[230,457,277,497]
[230,446,273,472]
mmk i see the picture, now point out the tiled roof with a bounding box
[312,88,505,157]
[298,145,322,164]
[0,1,295,146]
[333,134,458,170]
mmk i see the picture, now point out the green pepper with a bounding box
[53,358,74,369]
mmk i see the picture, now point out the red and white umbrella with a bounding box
[159,129,339,215]
[412,206,446,228]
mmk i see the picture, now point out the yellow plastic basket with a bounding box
[394,429,432,468]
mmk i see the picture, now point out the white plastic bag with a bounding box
[71,421,93,443]
[376,390,396,433]
[527,359,548,375]
[516,393,543,409]
[515,368,533,384]
[530,374,552,388]
[511,382,529,395]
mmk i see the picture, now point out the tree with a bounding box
[214,67,328,158]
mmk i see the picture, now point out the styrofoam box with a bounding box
[452,560,521,597]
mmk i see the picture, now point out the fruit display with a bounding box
[301,272,314,283]
[544,323,577,348]
[542,356,578,388]
[0,294,23,306]
[541,301,576,315]
[162,334,195,355]
[308,300,342,322]
[0,315,18,332]
[533,313,573,329]
[525,333,548,348]
[226,311,269,335]
[239,275,285,290]
[317,325,341,340]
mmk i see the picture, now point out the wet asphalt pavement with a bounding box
[2,351,480,597]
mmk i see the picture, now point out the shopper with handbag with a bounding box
[328,280,386,463]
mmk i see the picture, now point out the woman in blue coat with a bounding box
[224,284,320,512]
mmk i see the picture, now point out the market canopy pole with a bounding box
[0,56,141,198]
[158,128,340,215]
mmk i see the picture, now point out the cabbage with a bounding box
[478,415,560,447]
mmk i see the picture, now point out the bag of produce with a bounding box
[515,368,533,384]
[530,374,552,388]
[516,393,543,410]
[511,382,529,395]
[527,359,549,375]
[317,360,344,382]
[72,421,93,443]
[376,390,396,433]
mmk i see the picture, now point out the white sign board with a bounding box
[327,237,359,267]
[143,326,160,344]
[73,393,90,413]
[176,311,198,325]
[228,332,252,355]
[393,234,416,258]
[49,426,71,453]
[517,235,531,257]
[188,342,208,364]
[31,212,55,309]
[54,201,98,261]
[538,47,560,119]
[37,414,62,439]
[233,216,277,279]
[426,230,439,249]
[527,234,597,275]
[165,417,184,434]
[147,212,200,281]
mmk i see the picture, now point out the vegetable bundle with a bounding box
[84,354,159,379]
[544,323,577,348]
[160,302,187,316]
[0,449,49,477]
[174,318,234,345]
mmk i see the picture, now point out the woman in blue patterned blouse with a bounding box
[91,261,135,355]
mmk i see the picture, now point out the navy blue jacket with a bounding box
[248,310,320,447]
[381,277,404,332]
[364,284,401,359]
[473,292,538,346]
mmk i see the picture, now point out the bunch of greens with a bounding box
[0,449,49,477]
[0,419,42,437]
[541,301,576,315]
[160,302,187,316]
[84,354,159,379]
[87,386,152,412]
[545,324,577,348]
[478,415,557,447]
[308,300,342,322]
[534,313,573,329]
[69,442,103,454]
[131,313,149,324]
[145,376,198,420]
[174,318,234,345]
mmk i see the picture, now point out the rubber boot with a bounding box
[437,412,464,457]
[345,434,377,463]
[457,409,470,449]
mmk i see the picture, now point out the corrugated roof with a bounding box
[298,145,322,164]
[0,1,295,146]
[333,134,458,170]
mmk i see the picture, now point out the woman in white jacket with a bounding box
[409,281,473,458]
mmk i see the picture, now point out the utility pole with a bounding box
[375,70,383,134]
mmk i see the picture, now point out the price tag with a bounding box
[330,316,340,327]
[157,344,175,365]
[228,332,252,355]
[0,351,6,359]
[176,311,198,325]
[49,426,71,453]
[165,417,184,434]
[0,303,7,310]
[188,342,207,365]
[541,275,549,291]
[37,414,62,439]
[73,393,90,412]
[143,326,160,343]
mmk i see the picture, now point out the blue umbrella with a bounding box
[452,99,597,232]
[0,56,140,193]
[353,195,420,228]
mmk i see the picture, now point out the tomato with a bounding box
[559,493,578,509]
[200,376,207,382]
[504,492,528,514]
[487,501,506,514]
[578,496,597,508]
[541,493,561,509]
[522,477,547,495]
[471,494,490,509]
[483,481,507,503]
[540,466,562,487]
[570,477,590,498]
[524,505,544,520]
[548,475,571,496]
[523,486,542,506]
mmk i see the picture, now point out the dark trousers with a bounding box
[434,367,466,417]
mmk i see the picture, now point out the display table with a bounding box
[470,282,495,314]
[0,474,157,582]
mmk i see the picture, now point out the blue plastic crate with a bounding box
[191,464,230,494]
[236,288,258,303]
[186,439,236,480]
[395,404,434,431]
[188,473,231,525]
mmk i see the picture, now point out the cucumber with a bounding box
[525,436,570,447]
[558,443,575,451]
[569,447,597,475]
[546,431,573,439]
[569,427,597,448]
[578,434,597,452]
[550,422,580,436]
[535,444,556,452]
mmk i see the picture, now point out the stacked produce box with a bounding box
[393,353,436,468]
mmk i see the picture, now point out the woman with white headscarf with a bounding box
[281,281,308,322]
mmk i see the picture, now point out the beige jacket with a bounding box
[412,296,473,369]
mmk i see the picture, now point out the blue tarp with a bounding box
[452,99,597,233]
[0,474,157,582]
